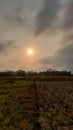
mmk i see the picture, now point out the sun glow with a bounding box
[27,49,34,55]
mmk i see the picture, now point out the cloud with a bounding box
[0,40,15,53]
[61,0,73,45]
[5,2,28,27]
[6,14,26,27]
[34,0,73,36]
[35,0,61,36]
[38,43,73,71]
[63,0,73,30]
[36,0,73,71]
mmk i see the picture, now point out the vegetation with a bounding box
[0,77,73,129]
[0,69,72,76]
[36,81,73,130]
[0,80,40,130]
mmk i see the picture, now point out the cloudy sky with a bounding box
[0,0,73,72]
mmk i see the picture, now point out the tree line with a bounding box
[0,69,72,76]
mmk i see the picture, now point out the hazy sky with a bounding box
[0,0,73,72]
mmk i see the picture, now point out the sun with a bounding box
[27,49,34,55]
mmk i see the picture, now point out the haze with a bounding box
[0,0,73,72]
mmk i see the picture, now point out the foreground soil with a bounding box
[0,79,73,130]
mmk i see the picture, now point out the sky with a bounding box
[0,0,73,72]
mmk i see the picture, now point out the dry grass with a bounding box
[36,81,73,130]
[0,78,73,130]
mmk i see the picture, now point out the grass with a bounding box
[0,80,39,130]
[0,75,73,82]
[0,77,73,129]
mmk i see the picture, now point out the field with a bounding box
[0,77,73,130]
